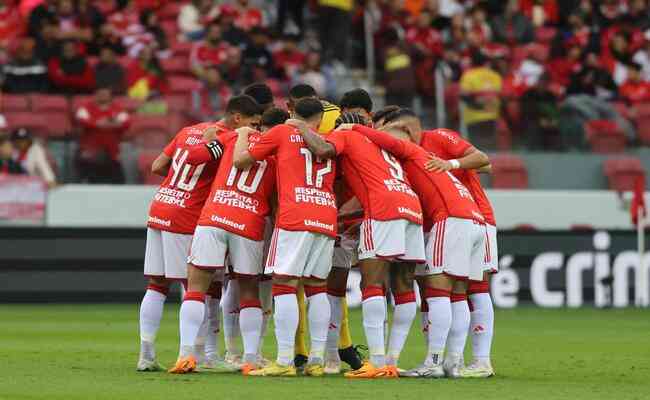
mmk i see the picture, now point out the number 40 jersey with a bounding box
[147,123,225,234]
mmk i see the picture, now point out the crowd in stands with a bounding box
[0,0,649,185]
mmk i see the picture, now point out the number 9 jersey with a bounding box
[248,123,338,238]
[147,123,224,234]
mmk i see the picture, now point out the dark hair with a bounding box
[226,95,262,117]
[261,107,290,128]
[243,83,274,107]
[383,108,417,125]
[335,112,367,128]
[139,8,155,27]
[627,61,643,71]
[372,105,400,124]
[294,98,324,120]
[289,83,317,100]
[339,88,373,113]
[470,50,488,67]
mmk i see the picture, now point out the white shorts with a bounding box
[332,234,358,269]
[187,225,264,276]
[358,219,425,263]
[265,228,334,280]
[485,224,499,273]
[416,217,486,281]
[144,228,192,280]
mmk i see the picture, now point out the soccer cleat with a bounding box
[304,363,325,377]
[136,358,164,372]
[461,360,495,378]
[400,364,445,378]
[339,345,365,370]
[324,359,342,375]
[168,356,197,374]
[257,356,272,368]
[294,354,308,370]
[443,359,463,379]
[241,363,258,376]
[381,365,400,378]
[198,356,240,373]
[224,353,244,369]
[247,362,297,377]
[344,361,397,378]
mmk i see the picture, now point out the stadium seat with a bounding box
[496,119,513,151]
[4,111,71,138]
[127,115,172,139]
[171,41,193,58]
[490,154,528,189]
[603,157,646,192]
[30,94,69,113]
[132,131,171,150]
[584,120,627,153]
[1,94,30,111]
[137,151,165,185]
[158,2,182,21]
[165,95,191,113]
[168,76,202,94]
[115,96,142,113]
[161,57,191,76]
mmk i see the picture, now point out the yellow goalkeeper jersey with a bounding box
[319,101,341,134]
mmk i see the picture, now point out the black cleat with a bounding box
[338,345,366,371]
[294,354,308,370]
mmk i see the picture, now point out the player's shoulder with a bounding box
[320,100,340,113]
[423,128,463,144]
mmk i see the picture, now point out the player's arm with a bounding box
[184,132,226,165]
[287,118,336,158]
[349,124,409,159]
[338,196,363,221]
[424,145,490,173]
[232,127,258,169]
[151,152,171,176]
[477,164,492,174]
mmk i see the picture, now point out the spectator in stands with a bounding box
[604,31,635,85]
[566,51,618,101]
[519,0,559,28]
[218,10,251,48]
[219,46,245,92]
[48,40,95,94]
[191,67,232,121]
[0,135,25,175]
[520,73,561,150]
[382,30,416,108]
[11,128,57,187]
[276,0,305,36]
[33,18,63,62]
[273,34,306,80]
[52,0,93,44]
[190,23,232,82]
[140,9,168,53]
[405,9,443,96]
[295,51,331,98]
[0,114,7,136]
[178,0,218,41]
[633,32,650,81]
[619,62,650,104]
[460,51,502,150]
[75,86,130,184]
[491,0,534,45]
[126,45,166,100]
[2,38,50,93]
[318,0,353,64]
[625,0,650,31]
[95,46,126,95]
[0,0,24,61]
[108,0,141,38]
[221,0,265,32]
[243,28,275,77]
[28,0,57,40]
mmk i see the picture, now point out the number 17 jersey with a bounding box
[248,124,338,238]
[148,123,222,234]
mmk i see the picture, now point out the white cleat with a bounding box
[400,364,445,378]
[324,359,342,375]
[136,358,164,372]
[461,360,495,378]
[224,353,244,369]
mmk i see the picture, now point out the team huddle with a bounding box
[137,82,498,379]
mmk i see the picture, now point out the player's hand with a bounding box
[425,156,453,173]
[235,126,256,136]
[336,123,354,131]
[202,126,221,141]
[285,118,307,129]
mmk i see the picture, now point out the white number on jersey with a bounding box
[447,172,474,200]
[300,148,332,188]
[381,149,405,181]
[169,148,206,191]
[225,160,268,194]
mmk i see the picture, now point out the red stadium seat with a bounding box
[30,94,69,113]
[490,154,528,189]
[165,95,191,113]
[158,2,182,21]
[115,96,143,113]
[127,115,172,139]
[4,111,71,138]
[0,94,30,112]
[584,120,627,153]
[161,57,191,76]
[603,157,646,192]
[171,41,193,58]
[496,119,513,151]
[138,151,165,185]
[635,116,650,146]
[132,131,171,149]
[168,76,202,95]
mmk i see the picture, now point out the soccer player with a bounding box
[162,95,262,374]
[233,98,338,377]
[244,82,275,112]
[296,111,425,378]
[347,121,488,379]
[136,105,243,371]
[411,123,496,378]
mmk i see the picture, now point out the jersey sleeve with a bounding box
[162,136,177,157]
[248,126,280,160]
[184,138,225,165]
[325,130,346,155]
[439,133,471,158]
[352,125,410,159]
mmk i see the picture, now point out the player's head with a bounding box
[294,97,324,130]
[287,83,317,114]
[334,111,367,129]
[260,107,290,132]
[383,108,422,144]
[243,82,274,111]
[372,105,400,127]
[224,94,262,129]
[339,88,373,121]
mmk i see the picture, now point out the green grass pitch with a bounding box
[1,304,649,400]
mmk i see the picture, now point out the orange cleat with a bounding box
[344,361,389,378]
[168,356,197,374]
[241,363,258,376]
[380,365,400,378]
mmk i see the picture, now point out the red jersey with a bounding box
[75,101,131,160]
[248,124,337,238]
[147,123,224,234]
[190,41,231,69]
[420,129,496,226]
[220,4,263,31]
[326,129,423,225]
[620,80,650,104]
[197,131,276,241]
[353,125,483,226]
